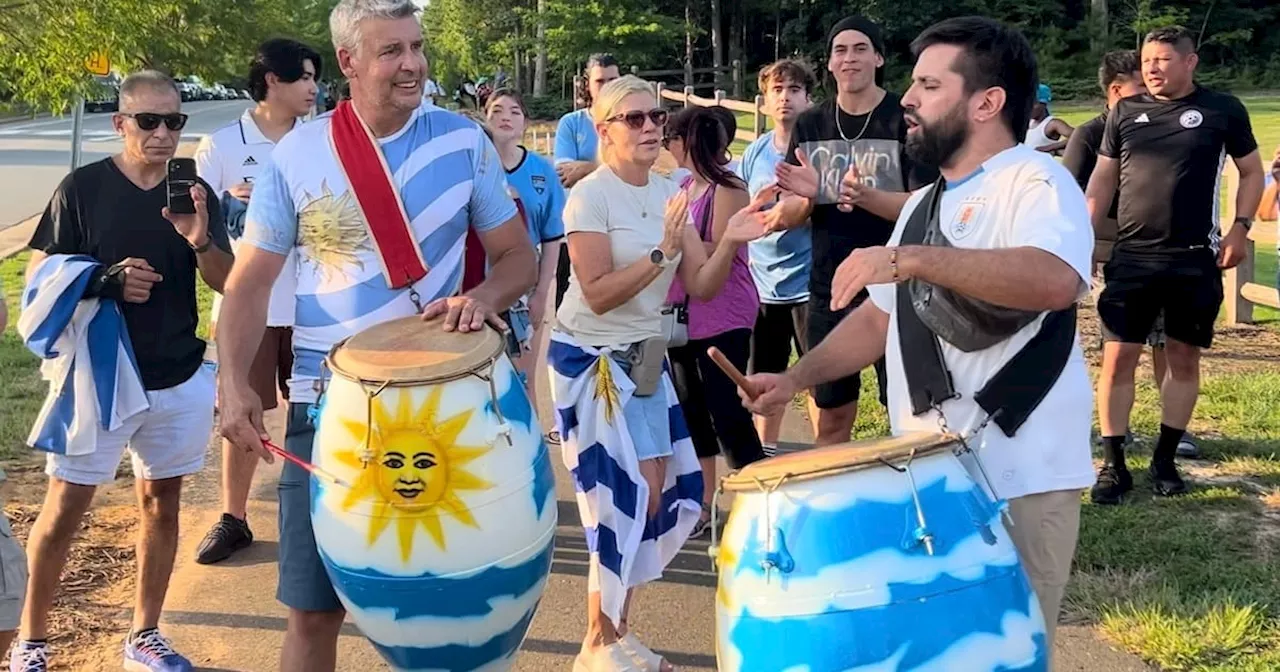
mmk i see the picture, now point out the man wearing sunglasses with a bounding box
[14,70,232,672]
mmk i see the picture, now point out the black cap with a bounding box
[828,15,885,56]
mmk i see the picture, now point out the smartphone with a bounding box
[167,158,197,215]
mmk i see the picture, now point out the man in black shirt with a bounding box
[767,15,938,446]
[11,71,232,672]
[1084,27,1265,504]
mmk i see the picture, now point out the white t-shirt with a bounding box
[195,108,298,327]
[557,166,682,347]
[866,144,1096,501]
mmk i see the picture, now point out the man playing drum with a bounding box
[742,17,1096,663]
[215,1,536,670]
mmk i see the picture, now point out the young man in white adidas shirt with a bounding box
[742,17,1095,664]
[193,37,319,565]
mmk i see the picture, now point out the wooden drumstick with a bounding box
[707,346,762,401]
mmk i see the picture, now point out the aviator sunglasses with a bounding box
[120,112,189,132]
[606,108,668,130]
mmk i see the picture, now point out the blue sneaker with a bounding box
[8,641,48,672]
[123,629,192,672]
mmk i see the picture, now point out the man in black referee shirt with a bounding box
[1085,26,1265,504]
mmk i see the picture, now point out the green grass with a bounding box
[0,254,43,460]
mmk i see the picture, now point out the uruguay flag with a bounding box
[547,330,703,628]
[18,254,148,456]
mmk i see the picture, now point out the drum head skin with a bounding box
[328,315,504,384]
[721,432,958,492]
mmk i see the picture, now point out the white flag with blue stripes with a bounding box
[18,254,148,456]
[547,330,702,628]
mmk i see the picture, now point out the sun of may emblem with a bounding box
[333,387,494,562]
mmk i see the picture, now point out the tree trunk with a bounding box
[711,0,722,73]
[1091,0,1109,50]
[534,0,547,96]
[684,0,694,90]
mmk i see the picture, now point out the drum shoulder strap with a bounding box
[896,178,1076,437]
[897,180,958,415]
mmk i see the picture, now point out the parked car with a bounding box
[85,81,119,113]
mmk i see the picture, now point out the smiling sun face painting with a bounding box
[332,387,494,563]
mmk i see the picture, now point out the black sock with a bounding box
[1155,424,1184,463]
[130,627,158,642]
[1102,436,1128,470]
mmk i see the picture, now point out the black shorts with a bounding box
[1098,251,1222,349]
[554,244,572,311]
[749,302,809,375]
[807,293,888,410]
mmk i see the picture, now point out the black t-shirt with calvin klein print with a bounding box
[786,91,938,300]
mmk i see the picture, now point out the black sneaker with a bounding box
[1090,464,1133,505]
[195,513,253,565]
[1149,459,1188,497]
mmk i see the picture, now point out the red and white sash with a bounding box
[328,100,428,289]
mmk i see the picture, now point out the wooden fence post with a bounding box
[732,59,743,99]
[747,94,757,136]
[714,90,725,108]
[656,82,667,106]
[572,75,583,110]
[683,86,694,108]
[1222,161,1253,325]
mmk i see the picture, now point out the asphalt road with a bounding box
[0,99,252,231]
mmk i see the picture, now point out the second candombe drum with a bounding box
[311,315,557,671]
[713,433,1048,671]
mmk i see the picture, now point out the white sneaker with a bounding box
[8,641,48,672]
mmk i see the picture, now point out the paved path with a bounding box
[145,337,1153,672]
[0,100,251,234]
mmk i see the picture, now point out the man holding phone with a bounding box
[12,71,232,672]
[193,38,320,566]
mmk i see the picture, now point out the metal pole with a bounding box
[69,97,85,171]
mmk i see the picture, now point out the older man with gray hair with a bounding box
[12,70,231,672]
[215,0,536,669]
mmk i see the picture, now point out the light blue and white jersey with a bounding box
[737,131,812,304]
[553,109,598,164]
[507,148,566,255]
[242,101,518,403]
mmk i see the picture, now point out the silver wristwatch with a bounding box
[648,247,675,268]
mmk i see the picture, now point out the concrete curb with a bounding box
[0,215,37,261]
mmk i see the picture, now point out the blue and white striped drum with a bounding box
[713,433,1048,671]
[312,315,557,671]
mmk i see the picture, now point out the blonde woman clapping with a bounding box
[548,75,770,672]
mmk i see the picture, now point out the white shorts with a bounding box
[46,362,216,486]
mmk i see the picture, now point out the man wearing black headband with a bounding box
[767,15,938,446]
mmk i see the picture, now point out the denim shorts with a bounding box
[277,403,342,612]
[613,354,674,461]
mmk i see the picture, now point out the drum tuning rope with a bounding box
[708,483,724,567]
[877,451,934,557]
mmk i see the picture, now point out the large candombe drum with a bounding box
[312,315,557,671]
[714,433,1048,672]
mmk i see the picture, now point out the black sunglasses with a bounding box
[606,108,668,130]
[120,112,189,131]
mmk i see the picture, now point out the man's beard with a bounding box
[905,104,969,169]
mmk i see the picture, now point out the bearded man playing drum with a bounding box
[743,17,1096,664]
[216,0,536,670]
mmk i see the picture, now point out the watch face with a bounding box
[650,249,664,264]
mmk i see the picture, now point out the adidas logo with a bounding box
[1134,113,1150,123]
[243,156,258,166]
